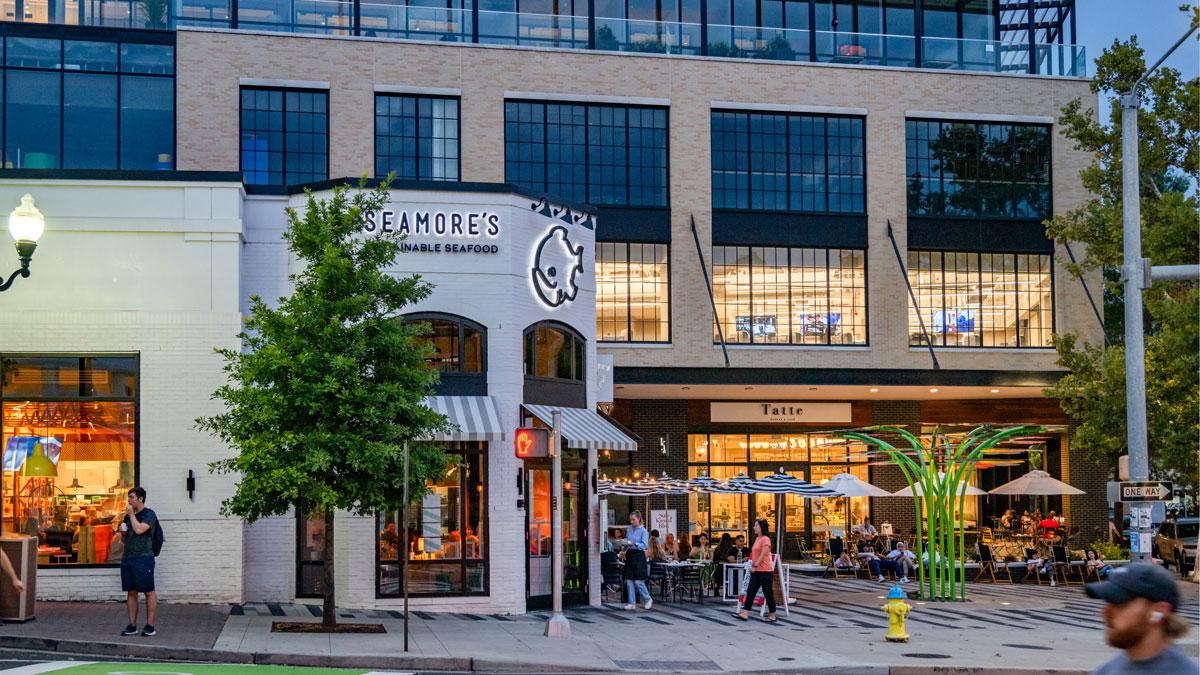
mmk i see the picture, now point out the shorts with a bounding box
[121,555,156,593]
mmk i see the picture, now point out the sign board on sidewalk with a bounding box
[1117,481,1172,502]
[650,509,676,538]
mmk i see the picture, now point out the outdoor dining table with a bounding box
[660,559,704,599]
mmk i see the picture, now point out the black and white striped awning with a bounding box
[522,404,638,452]
[744,472,841,497]
[424,396,505,442]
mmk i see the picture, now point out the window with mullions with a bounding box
[906,119,1051,219]
[504,101,668,207]
[374,95,460,181]
[711,110,864,213]
[240,88,328,187]
[597,242,670,343]
[523,322,586,381]
[712,246,866,345]
[2,37,174,170]
[907,250,1053,348]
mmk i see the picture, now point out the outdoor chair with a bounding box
[1052,545,1084,586]
[975,543,1011,583]
[824,537,856,579]
[1024,547,1050,585]
[673,564,705,604]
[981,527,994,546]
[601,551,623,601]
[648,561,668,599]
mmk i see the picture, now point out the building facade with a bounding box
[0,0,1107,612]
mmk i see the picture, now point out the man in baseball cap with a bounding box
[1085,563,1197,674]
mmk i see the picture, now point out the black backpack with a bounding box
[152,518,165,557]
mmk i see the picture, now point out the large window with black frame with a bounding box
[596,242,670,343]
[374,94,460,181]
[504,100,668,207]
[2,35,174,170]
[907,250,1053,348]
[905,119,1051,219]
[377,442,486,597]
[240,87,329,188]
[711,110,865,213]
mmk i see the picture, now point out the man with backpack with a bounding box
[119,486,161,637]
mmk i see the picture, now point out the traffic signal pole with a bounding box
[545,410,571,637]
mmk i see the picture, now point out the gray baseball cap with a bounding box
[1085,563,1179,609]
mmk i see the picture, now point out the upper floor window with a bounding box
[523,322,586,381]
[906,120,1051,219]
[3,37,173,170]
[504,101,668,207]
[375,94,460,181]
[405,313,485,374]
[597,242,669,343]
[713,246,866,345]
[711,111,865,213]
[240,87,328,188]
[907,250,1053,348]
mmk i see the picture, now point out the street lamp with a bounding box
[1,194,45,292]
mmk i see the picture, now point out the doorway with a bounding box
[525,464,588,611]
[750,465,807,560]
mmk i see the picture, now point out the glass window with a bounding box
[377,445,485,596]
[406,315,485,374]
[6,38,60,69]
[240,87,328,187]
[5,71,60,169]
[64,41,118,72]
[906,119,1051,219]
[120,76,174,170]
[908,250,1054,347]
[64,73,118,170]
[713,246,867,345]
[712,110,865,213]
[0,356,138,567]
[524,323,585,381]
[120,44,174,75]
[504,101,668,207]
[597,242,670,343]
[296,513,326,597]
[375,94,460,181]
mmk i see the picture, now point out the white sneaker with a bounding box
[623,603,636,610]
[900,576,909,583]
[877,575,885,582]
[1050,579,1057,587]
[643,598,653,610]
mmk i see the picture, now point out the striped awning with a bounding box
[424,396,505,442]
[522,404,638,452]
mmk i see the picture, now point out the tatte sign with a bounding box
[710,402,853,424]
[1117,481,1172,502]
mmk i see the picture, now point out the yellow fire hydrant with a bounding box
[881,584,911,643]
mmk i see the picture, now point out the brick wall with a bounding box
[619,400,690,540]
[1064,425,1110,547]
[869,401,922,540]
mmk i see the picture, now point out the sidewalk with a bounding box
[0,577,1196,673]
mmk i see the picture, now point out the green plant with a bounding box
[759,34,796,61]
[1091,540,1130,561]
[707,42,746,59]
[594,25,619,51]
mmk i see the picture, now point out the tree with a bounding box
[197,180,450,628]
[1044,14,1199,490]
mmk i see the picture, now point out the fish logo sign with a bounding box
[531,225,584,308]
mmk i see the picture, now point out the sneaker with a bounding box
[141,625,157,637]
[623,604,636,611]
[877,575,885,582]
[900,576,909,583]
[643,598,653,610]
[1050,579,1057,587]
[121,624,138,636]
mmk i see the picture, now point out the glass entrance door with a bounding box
[525,466,587,610]
[750,466,806,561]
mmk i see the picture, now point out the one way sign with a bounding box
[1118,481,1173,502]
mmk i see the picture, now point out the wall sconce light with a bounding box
[2,194,44,292]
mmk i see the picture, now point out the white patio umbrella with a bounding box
[822,472,897,536]
[893,472,988,497]
[988,470,1085,496]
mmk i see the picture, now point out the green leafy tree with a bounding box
[1044,14,1199,490]
[197,180,449,627]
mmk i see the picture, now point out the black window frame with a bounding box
[596,241,672,344]
[905,117,1052,220]
[239,85,330,190]
[373,93,462,182]
[711,109,866,215]
[504,99,670,208]
[523,321,587,382]
[403,312,488,396]
[0,26,176,171]
[0,353,140,570]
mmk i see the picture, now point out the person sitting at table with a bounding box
[692,533,712,561]
[1085,549,1113,579]
[1000,509,1017,530]
[883,541,918,582]
[857,543,886,581]
[647,531,667,562]
[854,517,878,539]
[834,550,857,571]
[678,538,692,561]
[713,533,733,564]
[663,533,679,561]
[728,534,751,563]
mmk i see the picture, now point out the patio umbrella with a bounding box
[712,472,755,494]
[822,472,896,536]
[988,470,1085,496]
[745,471,840,558]
[893,472,988,497]
[685,472,723,493]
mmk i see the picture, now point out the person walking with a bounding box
[1086,563,1196,674]
[119,486,159,637]
[621,511,653,611]
[732,519,776,623]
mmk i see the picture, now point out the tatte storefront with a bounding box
[0,176,635,613]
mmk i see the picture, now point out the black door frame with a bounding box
[524,461,589,611]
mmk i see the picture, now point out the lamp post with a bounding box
[1,194,45,292]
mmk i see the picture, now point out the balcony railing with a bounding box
[3,0,1087,77]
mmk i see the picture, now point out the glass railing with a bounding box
[1,1,1088,77]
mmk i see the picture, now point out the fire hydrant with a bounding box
[881,584,911,643]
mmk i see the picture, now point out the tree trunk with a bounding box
[322,509,336,628]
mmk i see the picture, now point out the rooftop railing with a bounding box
[4,0,1088,77]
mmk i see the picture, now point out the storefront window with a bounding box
[0,356,137,567]
[296,513,325,597]
[377,444,485,596]
[523,322,585,381]
[713,246,867,345]
[908,250,1053,347]
[597,242,670,343]
[406,314,485,374]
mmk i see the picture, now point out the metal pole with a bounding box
[402,441,410,650]
[545,411,571,637]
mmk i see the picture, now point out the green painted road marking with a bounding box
[28,665,392,675]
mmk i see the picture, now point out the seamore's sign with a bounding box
[710,402,853,424]
[363,209,501,254]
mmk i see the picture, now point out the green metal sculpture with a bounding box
[837,424,1043,601]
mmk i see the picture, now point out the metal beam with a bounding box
[690,215,730,367]
[1151,264,1200,283]
[886,220,940,370]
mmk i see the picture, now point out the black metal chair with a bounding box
[1052,545,1084,586]
[824,537,855,578]
[975,543,1011,583]
[673,564,705,604]
[601,551,624,601]
[648,561,668,599]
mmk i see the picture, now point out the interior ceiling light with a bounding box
[929,388,940,393]
[869,388,879,393]
[990,388,1000,393]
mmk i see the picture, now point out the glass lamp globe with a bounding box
[9,194,45,243]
